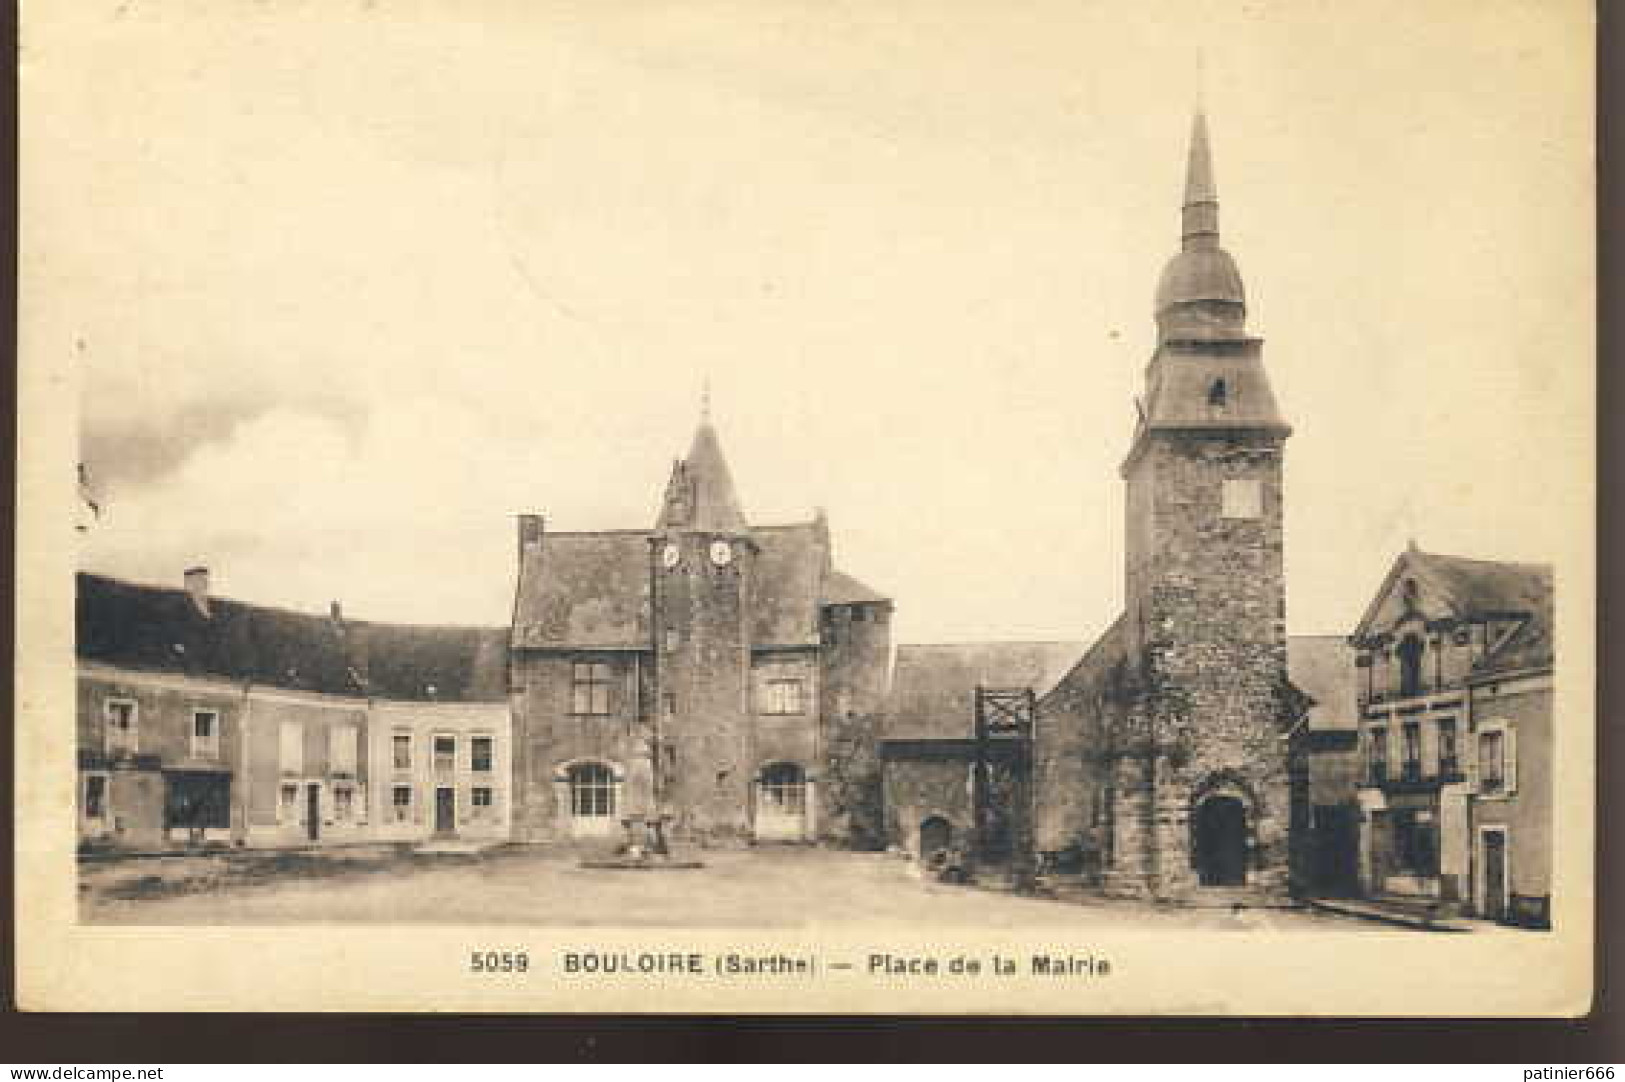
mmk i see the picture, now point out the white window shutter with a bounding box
[280,721,303,774]
[1505,725,1518,796]
[329,724,358,774]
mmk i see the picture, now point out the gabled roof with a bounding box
[1352,548,1553,638]
[76,572,508,702]
[888,641,1087,739]
[1286,635,1358,731]
[511,520,859,650]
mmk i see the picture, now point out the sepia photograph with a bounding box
[16,0,1593,1014]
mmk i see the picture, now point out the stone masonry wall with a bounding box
[656,532,756,839]
[1112,433,1292,899]
[818,601,892,847]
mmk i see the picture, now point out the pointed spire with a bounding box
[701,376,712,422]
[1181,110,1220,249]
[655,403,749,533]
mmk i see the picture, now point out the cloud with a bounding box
[80,389,370,498]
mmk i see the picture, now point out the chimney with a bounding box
[184,566,211,617]
[518,514,545,560]
[330,600,344,625]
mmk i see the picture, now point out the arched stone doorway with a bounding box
[1193,794,1249,887]
[754,762,810,841]
[918,816,952,860]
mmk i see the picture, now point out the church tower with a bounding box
[649,401,759,837]
[1113,111,1294,898]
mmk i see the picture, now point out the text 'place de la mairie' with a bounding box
[72,112,1555,933]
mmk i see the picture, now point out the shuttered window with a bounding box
[330,724,359,776]
[279,721,304,775]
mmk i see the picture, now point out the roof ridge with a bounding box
[77,571,503,635]
[542,528,658,538]
[1412,549,1552,573]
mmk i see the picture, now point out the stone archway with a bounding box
[1193,794,1249,887]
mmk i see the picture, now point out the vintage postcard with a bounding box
[16,0,1594,1014]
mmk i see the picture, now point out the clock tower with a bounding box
[649,407,758,837]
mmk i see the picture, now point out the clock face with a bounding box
[709,540,733,566]
[661,543,681,569]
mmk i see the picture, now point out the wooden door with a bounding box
[1483,831,1507,922]
[435,787,456,835]
[305,784,320,841]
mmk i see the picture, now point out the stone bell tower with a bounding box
[1112,111,1295,898]
[649,399,758,838]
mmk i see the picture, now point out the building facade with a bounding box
[509,413,892,846]
[1349,546,1553,925]
[76,569,510,851]
[368,700,511,843]
[879,642,1084,863]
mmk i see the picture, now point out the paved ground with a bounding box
[80,845,1394,929]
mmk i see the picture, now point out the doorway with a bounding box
[435,787,456,836]
[919,816,952,860]
[1481,828,1508,922]
[1194,795,1248,887]
[305,783,321,842]
[754,763,808,842]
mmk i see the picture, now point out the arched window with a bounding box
[1397,634,1425,698]
[1402,577,1420,608]
[760,763,806,815]
[568,762,616,818]
[1207,378,1228,409]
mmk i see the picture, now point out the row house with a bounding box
[1349,545,1554,926]
[76,569,510,851]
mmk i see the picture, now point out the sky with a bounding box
[28,0,1591,644]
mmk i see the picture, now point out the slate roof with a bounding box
[1352,548,1554,675]
[822,569,889,606]
[511,531,654,650]
[655,419,749,533]
[888,641,1087,739]
[1410,551,1552,622]
[346,621,509,701]
[511,521,885,650]
[1286,635,1358,732]
[76,572,508,702]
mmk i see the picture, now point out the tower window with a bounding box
[571,661,613,715]
[1207,378,1228,409]
[764,679,805,716]
[1220,478,1262,519]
